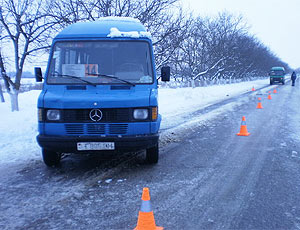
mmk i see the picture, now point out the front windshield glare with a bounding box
[47,41,153,84]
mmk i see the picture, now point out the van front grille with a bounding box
[63,109,131,123]
[109,124,128,134]
[65,124,128,135]
[65,124,84,135]
[87,124,105,134]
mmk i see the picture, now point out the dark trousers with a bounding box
[292,80,295,86]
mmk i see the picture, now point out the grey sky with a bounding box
[181,0,300,69]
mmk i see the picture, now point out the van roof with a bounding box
[271,66,285,71]
[55,17,150,39]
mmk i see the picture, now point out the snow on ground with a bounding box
[0,79,271,164]
[159,79,270,129]
[0,91,41,164]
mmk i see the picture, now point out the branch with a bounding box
[193,57,225,80]
[0,51,14,91]
[27,45,51,55]
[0,6,15,41]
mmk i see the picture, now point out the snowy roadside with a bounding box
[0,79,271,164]
[159,79,270,130]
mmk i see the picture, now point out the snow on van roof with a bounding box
[99,17,152,39]
[107,27,152,39]
[56,16,151,39]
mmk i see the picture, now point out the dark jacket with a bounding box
[291,72,297,81]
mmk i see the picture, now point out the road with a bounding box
[1,82,300,230]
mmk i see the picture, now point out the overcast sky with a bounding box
[181,0,300,69]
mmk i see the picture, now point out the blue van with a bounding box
[35,17,170,167]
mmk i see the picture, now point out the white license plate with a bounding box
[77,142,115,151]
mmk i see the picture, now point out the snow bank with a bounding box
[0,91,41,164]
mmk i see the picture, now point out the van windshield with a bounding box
[270,70,285,76]
[47,41,153,85]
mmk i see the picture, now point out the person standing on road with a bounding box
[291,71,297,86]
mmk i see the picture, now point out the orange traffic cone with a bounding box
[268,92,272,100]
[237,116,250,136]
[256,97,263,109]
[134,188,163,230]
[252,86,255,91]
[273,88,277,93]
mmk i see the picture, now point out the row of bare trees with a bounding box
[168,13,290,86]
[0,0,289,111]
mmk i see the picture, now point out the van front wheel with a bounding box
[42,149,61,167]
[146,144,159,164]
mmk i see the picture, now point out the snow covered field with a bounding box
[0,79,273,164]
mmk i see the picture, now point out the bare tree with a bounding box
[46,0,94,28]
[172,12,290,85]
[0,0,58,111]
[0,51,6,102]
[0,23,6,102]
[175,16,227,85]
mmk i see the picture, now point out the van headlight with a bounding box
[47,109,61,121]
[133,109,148,120]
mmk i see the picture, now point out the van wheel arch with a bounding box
[146,143,159,164]
[42,148,61,167]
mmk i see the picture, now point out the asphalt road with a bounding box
[1,81,300,230]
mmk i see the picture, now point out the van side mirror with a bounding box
[161,66,170,82]
[35,67,43,82]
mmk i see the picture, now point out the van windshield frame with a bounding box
[47,40,154,85]
[270,70,285,76]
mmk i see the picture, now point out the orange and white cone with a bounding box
[273,88,277,93]
[237,116,250,136]
[256,97,263,109]
[251,86,255,91]
[134,188,163,230]
[268,92,272,100]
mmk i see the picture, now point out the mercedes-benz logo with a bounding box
[89,109,103,122]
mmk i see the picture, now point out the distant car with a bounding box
[269,67,285,85]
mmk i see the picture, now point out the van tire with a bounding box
[42,148,61,167]
[146,144,159,164]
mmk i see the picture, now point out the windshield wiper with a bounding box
[87,73,136,86]
[51,73,97,87]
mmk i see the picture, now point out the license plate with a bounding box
[77,142,115,151]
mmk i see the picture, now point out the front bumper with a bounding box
[37,134,159,153]
[271,77,284,82]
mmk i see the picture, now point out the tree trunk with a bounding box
[0,84,4,102]
[191,79,195,88]
[9,90,19,111]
